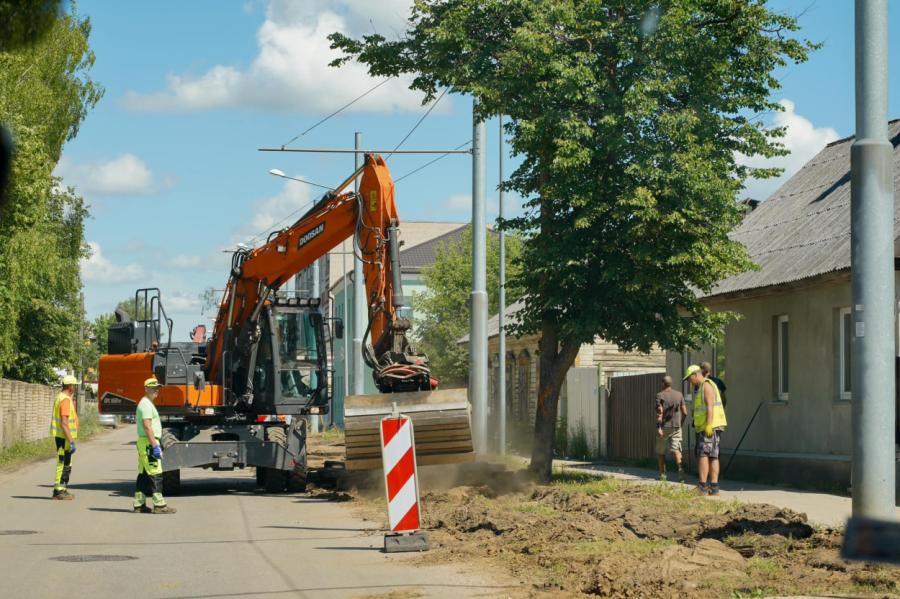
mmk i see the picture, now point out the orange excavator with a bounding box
[98,154,473,492]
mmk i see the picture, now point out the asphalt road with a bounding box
[0,426,509,599]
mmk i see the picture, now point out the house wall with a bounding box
[668,273,900,489]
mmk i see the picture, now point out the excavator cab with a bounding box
[245,296,331,416]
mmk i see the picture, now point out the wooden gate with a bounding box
[608,372,664,460]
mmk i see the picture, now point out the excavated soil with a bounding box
[414,476,899,598]
[306,436,899,597]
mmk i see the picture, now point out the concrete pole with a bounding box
[470,100,489,454]
[310,259,321,432]
[498,115,507,456]
[851,0,895,519]
[352,132,366,396]
[342,245,349,420]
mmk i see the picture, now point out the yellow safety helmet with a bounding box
[143,377,161,388]
[61,375,79,386]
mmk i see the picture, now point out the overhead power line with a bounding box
[386,87,449,159]
[394,140,473,183]
[280,78,393,148]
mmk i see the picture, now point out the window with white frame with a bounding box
[839,307,852,400]
[777,315,789,400]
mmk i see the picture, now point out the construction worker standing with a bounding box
[133,378,176,514]
[684,364,728,496]
[50,375,80,500]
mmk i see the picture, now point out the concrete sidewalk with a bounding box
[554,459,900,528]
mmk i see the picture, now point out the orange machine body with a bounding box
[98,352,224,413]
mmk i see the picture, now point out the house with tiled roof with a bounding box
[668,119,900,489]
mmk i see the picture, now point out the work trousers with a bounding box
[134,437,166,508]
[54,437,73,492]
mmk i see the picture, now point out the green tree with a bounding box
[0,5,101,382]
[412,226,522,386]
[330,0,814,479]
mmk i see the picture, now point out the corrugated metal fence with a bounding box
[608,372,661,460]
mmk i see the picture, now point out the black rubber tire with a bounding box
[263,427,289,493]
[161,429,181,495]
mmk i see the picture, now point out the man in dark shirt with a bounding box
[656,375,688,482]
[701,362,727,407]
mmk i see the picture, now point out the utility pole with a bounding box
[851,0,895,519]
[470,100,488,454]
[310,258,321,433]
[498,115,507,456]
[352,132,366,396]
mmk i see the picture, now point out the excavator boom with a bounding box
[207,154,473,469]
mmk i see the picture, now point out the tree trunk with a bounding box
[528,314,580,482]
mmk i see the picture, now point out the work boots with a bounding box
[133,505,152,513]
[152,505,176,514]
[52,490,74,500]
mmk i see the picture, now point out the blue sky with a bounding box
[60,1,897,337]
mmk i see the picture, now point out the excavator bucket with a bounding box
[343,388,474,470]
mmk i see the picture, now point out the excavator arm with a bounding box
[206,154,433,407]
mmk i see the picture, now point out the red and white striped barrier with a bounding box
[380,414,421,532]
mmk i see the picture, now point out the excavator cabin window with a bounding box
[274,310,318,400]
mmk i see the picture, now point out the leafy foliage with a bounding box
[412,226,521,386]
[331,0,815,479]
[0,5,101,383]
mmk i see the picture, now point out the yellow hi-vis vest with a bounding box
[693,379,727,430]
[50,392,79,439]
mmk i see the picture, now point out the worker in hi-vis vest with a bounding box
[133,378,176,514]
[684,364,728,496]
[50,375,80,500]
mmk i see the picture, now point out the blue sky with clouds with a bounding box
[59,1,897,337]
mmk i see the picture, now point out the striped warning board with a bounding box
[380,415,421,532]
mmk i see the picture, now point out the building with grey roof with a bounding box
[668,119,900,490]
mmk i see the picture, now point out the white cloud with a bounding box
[56,153,160,196]
[164,292,202,313]
[740,99,840,201]
[81,241,146,284]
[235,179,316,244]
[123,0,429,115]
[172,255,203,269]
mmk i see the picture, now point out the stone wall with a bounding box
[0,378,57,449]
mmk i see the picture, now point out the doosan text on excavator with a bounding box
[97,154,473,493]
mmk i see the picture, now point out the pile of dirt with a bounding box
[412,480,898,598]
[304,438,897,597]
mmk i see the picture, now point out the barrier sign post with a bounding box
[380,404,429,553]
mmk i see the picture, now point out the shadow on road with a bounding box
[87,507,135,513]
[160,583,519,599]
[10,495,51,501]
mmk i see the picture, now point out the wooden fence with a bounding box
[608,372,664,460]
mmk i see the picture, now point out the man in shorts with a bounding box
[685,365,728,496]
[656,375,687,482]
